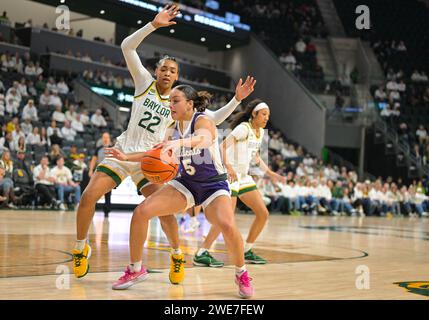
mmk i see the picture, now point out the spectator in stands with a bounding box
[57,78,69,95]
[0,149,17,208]
[91,109,107,128]
[51,156,81,210]
[78,109,89,125]
[18,78,28,98]
[46,77,57,92]
[35,75,46,93]
[396,41,407,52]
[61,120,76,141]
[40,127,48,146]
[12,124,25,145]
[295,38,306,54]
[416,125,429,145]
[5,93,19,116]
[14,136,26,153]
[0,95,5,117]
[100,106,111,122]
[34,62,43,76]
[22,99,38,121]
[386,78,399,91]
[48,144,64,166]
[0,132,13,151]
[72,153,87,185]
[46,120,59,137]
[65,105,78,122]
[24,61,37,76]
[50,90,63,108]
[374,85,387,102]
[71,114,85,133]
[389,89,400,103]
[39,88,51,107]
[52,105,66,123]
[26,127,42,146]
[33,156,58,208]
[280,51,296,71]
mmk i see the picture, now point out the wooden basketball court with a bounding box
[1,209,428,299]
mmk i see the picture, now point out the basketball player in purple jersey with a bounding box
[105,85,254,298]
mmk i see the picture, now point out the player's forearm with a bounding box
[121,23,155,92]
[121,22,156,51]
[124,152,146,162]
[206,96,241,125]
[179,135,213,149]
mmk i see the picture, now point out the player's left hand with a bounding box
[235,76,256,101]
[161,140,181,154]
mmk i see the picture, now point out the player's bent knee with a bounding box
[79,190,97,206]
[133,203,153,220]
[217,218,235,236]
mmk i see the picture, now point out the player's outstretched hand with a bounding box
[104,147,128,161]
[151,4,180,29]
[235,76,256,101]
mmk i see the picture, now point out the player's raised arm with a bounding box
[206,76,256,125]
[121,4,180,94]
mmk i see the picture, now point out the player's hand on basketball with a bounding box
[235,76,256,101]
[104,147,127,161]
[226,164,238,182]
[151,4,180,29]
[162,140,181,154]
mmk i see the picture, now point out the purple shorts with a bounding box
[168,176,230,209]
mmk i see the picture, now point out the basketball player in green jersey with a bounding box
[193,100,285,267]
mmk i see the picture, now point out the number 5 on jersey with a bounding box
[182,158,196,175]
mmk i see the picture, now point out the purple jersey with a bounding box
[169,112,230,208]
[172,112,226,182]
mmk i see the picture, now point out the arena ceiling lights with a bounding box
[31,0,250,50]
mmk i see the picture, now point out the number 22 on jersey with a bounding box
[138,111,161,134]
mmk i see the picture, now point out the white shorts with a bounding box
[96,158,151,191]
[229,174,257,197]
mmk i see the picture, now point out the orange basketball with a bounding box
[140,147,179,184]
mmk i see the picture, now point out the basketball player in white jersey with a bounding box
[72,4,256,282]
[193,100,284,267]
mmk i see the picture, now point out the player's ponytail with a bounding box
[194,91,212,112]
[229,99,264,129]
[174,85,212,112]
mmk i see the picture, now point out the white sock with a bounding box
[129,261,142,273]
[235,265,246,276]
[75,239,87,251]
[244,242,254,253]
[196,248,208,256]
[171,248,182,255]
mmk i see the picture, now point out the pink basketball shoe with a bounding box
[235,270,254,298]
[112,265,149,290]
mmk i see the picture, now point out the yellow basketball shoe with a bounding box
[169,253,185,285]
[72,243,92,278]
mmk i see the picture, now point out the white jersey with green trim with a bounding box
[227,121,264,176]
[115,80,174,154]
